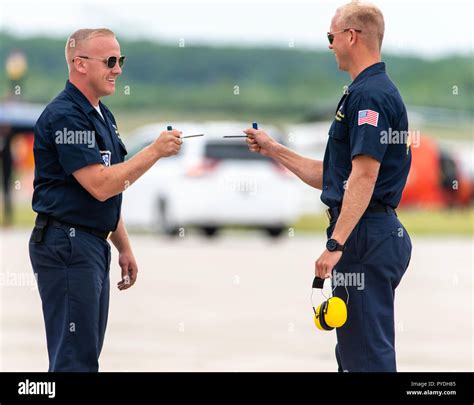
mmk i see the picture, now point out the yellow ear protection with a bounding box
[311,276,348,331]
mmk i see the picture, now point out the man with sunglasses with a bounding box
[29,28,182,371]
[245,1,412,372]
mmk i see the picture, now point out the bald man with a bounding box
[245,1,412,371]
[29,28,182,371]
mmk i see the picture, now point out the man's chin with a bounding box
[335,58,345,72]
[100,88,115,97]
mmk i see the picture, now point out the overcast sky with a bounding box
[2,0,473,58]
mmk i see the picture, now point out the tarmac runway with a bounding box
[1,229,472,371]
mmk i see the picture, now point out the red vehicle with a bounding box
[400,135,473,208]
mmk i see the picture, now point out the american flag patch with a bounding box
[358,109,379,127]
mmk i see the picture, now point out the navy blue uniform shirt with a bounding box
[321,62,411,209]
[32,80,127,232]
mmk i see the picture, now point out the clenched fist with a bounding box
[153,129,183,158]
[243,127,276,157]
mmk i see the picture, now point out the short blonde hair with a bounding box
[336,1,385,50]
[65,28,115,64]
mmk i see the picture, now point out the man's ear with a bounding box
[349,29,358,46]
[73,57,87,74]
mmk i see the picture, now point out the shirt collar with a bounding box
[348,62,385,90]
[64,80,97,115]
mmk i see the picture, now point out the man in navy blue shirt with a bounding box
[30,28,182,371]
[245,2,412,371]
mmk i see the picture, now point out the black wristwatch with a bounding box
[326,238,345,252]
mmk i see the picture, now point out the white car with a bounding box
[121,121,302,237]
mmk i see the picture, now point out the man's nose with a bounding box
[328,43,333,50]
[111,64,122,75]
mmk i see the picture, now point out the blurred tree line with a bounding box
[1,32,473,121]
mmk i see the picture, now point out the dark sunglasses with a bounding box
[327,28,362,44]
[73,55,126,68]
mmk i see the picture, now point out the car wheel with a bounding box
[157,198,180,237]
[200,226,219,238]
[264,226,285,238]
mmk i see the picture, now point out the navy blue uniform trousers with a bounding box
[29,224,111,372]
[328,209,412,372]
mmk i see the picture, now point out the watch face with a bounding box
[326,239,337,251]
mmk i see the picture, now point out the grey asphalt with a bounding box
[0,229,472,371]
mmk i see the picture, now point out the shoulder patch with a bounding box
[100,150,112,167]
[358,110,379,127]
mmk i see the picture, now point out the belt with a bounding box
[326,202,396,223]
[34,214,112,241]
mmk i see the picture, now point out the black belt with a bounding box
[326,202,396,223]
[32,214,111,242]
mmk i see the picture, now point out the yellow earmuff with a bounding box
[312,277,347,331]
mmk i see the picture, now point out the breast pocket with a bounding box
[328,120,351,168]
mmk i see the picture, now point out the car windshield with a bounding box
[205,142,271,161]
